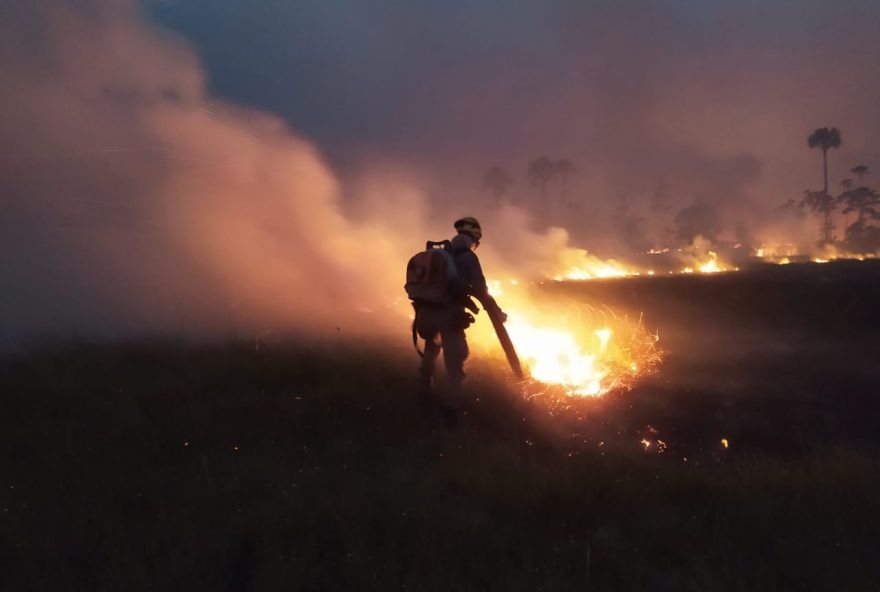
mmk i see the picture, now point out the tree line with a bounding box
[480,128,880,255]
[800,127,880,252]
[481,157,577,205]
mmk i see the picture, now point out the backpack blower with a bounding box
[405,241,524,380]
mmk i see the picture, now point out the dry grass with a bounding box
[3,262,880,590]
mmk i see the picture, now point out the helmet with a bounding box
[454,216,482,243]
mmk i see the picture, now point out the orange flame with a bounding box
[472,281,662,397]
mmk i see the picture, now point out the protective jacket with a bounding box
[446,233,501,315]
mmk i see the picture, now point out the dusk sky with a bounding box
[149,0,880,203]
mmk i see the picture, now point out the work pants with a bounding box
[416,305,470,404]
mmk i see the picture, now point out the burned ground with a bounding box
[546,260,880,459]
[2,261,880,591]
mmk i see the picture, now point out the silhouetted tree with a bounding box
[801,189,835,223]
[481,166,514,201]
[613,194,650,252]
[673,199,722,244]
[842,219,880,253]
[527,157,556,203]
[850,164,870,186]
[807,127,843,243]
[837,186,880,224]
[649,178,671,214]
[839,180,855,228]
[555,159,576,199]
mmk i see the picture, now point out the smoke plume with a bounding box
[0,0,599,345]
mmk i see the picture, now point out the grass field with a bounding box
[2,261,880,591]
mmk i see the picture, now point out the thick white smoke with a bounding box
[0,0,595,345]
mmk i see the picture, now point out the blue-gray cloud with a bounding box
[147,0,880,210]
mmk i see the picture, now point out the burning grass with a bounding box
[755,242,880,264]
[4,261,880,590]
[470,282,662,397]
[535,238,879,286]
[551,248,739,280]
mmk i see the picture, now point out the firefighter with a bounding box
[415,216,507,424]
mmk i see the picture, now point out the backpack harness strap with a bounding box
[408,239,467,358]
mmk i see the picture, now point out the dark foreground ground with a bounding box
[3,261,880,591]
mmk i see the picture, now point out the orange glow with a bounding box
[753,243,800,262]
[755,243,879,265]
[469,282,662,397]
[556,261,638,280]
[680,250,737,274]
[550,249,741,281]
[505,317,607,396]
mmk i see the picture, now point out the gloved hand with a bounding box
[454,310,476,330]
[493,309,508,323]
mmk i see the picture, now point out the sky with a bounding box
[1,0,879,343]
[147,0,880,207]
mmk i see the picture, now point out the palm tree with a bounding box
[837,185,880,252]
[850,164,870,187]
[481,166,514,201]
[527,157,556,204]
[807,127,843,243]
[555,159,577,200]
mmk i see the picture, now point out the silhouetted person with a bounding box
[414,217,506,425]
